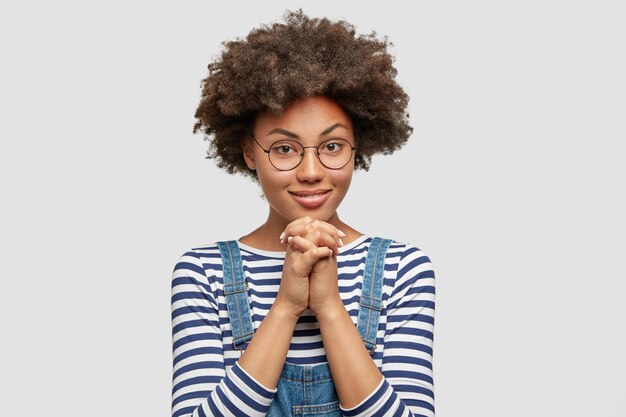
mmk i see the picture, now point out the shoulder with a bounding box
[343,236,432,270]
[171,242,225,286]
[377,239,435,302]
[396,242,433,274]
[370,237,433,271]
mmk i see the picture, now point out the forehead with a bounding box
[254,96,353,137]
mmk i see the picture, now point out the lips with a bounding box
[289,189,331,209]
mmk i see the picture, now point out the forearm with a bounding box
[237,303,300,390]
[316,300,383,409]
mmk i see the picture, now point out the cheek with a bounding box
[330,169,354,190]
[325,170,353,212]
[256,169,291,193]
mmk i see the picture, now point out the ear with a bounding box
[241,137,256,170]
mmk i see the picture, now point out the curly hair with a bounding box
[193,9,413,180]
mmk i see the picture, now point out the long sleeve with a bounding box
[171,250,277,417]
[340,244,436,417]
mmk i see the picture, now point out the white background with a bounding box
[1,1,624,415]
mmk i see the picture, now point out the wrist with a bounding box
[271,300,304,323]
[312,297,346,322]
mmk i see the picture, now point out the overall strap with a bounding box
[216,241,254,351]
[357,237,393,353]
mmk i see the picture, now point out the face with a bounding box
[243,96,355,228]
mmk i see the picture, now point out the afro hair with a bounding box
[193,9,413,180]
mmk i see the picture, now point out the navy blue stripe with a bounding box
[387,328,434,340]
[232,363,275,399]
[378,388,399,416]
[224,374,268,412]
[173,331,221,349]
[245,277,281,286]
[197,402,208,417]
[387,313,435,325]
[337,258,366,268]
[172,276,212,293]
[247,289,281,298]
[172,319,218,334]
[174,346,224,365]
[397,300,435,309]
[394,399,407,417]
[214,383,248,417]
[242,264,284,274]
[173,375,223,394]
[206,393,225,417]
[384,355,433,369]
[171,290,214,304]
[192,250,222,258]
[404,398,435,413]
[384,370,433,385]
[395,254,430,279]
[173,361,224,380]
[173,258,205,275]
[172,305,218,321]
[406,285,435,295]
[384,341,433,355]
[287,341,325,350]
[172,405,195,417]
[273,355,329,365]
[391,384,434,398]
[171,389,210,408]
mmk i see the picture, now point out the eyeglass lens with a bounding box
[268,139,354,170]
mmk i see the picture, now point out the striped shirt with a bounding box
[171,235,435,417]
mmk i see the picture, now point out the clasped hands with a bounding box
[275,216,346,319]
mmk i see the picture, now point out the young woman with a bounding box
[171,11,435,417]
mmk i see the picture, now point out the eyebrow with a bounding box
[266,123,349,139]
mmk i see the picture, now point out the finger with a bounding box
[286,237,333,269]
[288,231,339,256]
[286,235,317,253]
[299,244,334,266]
[302,230,340,256]
[282,219,344,247]
[288,235,336,257]
[279,216,314,243]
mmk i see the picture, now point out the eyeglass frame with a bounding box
[250,133,357,171]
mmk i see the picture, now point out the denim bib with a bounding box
[216,237,392,416]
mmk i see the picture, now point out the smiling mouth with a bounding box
[288,190,331,208]
[289,190,330,197]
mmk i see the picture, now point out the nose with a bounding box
[295,147,324,183]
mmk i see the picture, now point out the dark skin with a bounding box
[236,96,384,408]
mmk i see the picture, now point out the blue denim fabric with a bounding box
[268,362,340,416]
[216,241,254,349]
[357,238,392,352]
[218,237,392,416]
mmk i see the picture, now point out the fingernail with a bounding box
[339,238,344,246]
[279,231,285,242]
[338,230,346,237]
[329,248,334,257]
[287,236,294,243]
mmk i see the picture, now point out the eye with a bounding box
[321,141,344,153]
[271,142,299,156]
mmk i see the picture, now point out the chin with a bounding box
[281,206,331,222]
[302,208,337,222]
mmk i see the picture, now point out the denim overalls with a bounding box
[217,237,392,416]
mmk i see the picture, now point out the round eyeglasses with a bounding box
[251,133,356,171]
